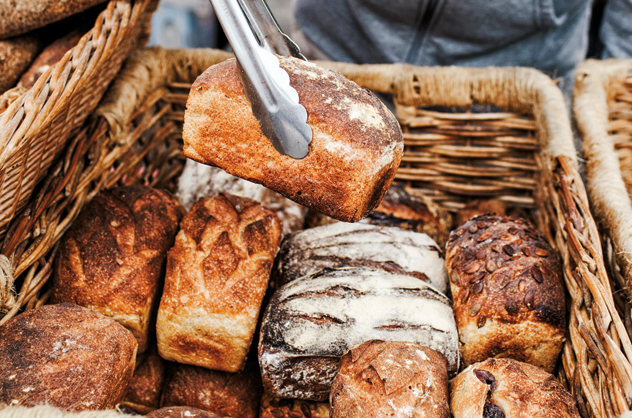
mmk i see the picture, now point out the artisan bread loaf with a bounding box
[330,340,450,418]
[160,363,262,418]
[0,303,137,411]
[445,215,565,372]
[0,35,40,94]
[273,223,448,293]
[121,345,166,414]
[156,193,282,372]
[148,407,222,418]
[260,393,329,418]
[450,358,580,418]
[183,56,403,222]
[177,160,307,234]
[52,186,185,353]
[259,267,459,401]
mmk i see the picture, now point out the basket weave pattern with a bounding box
[0,0,158,240]
[0,50,630,418]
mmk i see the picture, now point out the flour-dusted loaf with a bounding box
[450,358,580,418]
[160,363,262,418]
[0,303,137,411]
[183,56,403,223]
[260,393,330,418]
[52,186,185,353]
[273,223,448,293]
[445,215,565,372]
[148,407,223,418]
[0,35,40,94]
[177,160,307,234]
[156,193,282,372]
[121,345,166,414]
[330,340,450,418]
[259,267,459,401]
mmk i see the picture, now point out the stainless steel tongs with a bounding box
[209,0,312,159]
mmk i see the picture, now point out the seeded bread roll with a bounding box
[273,223,448,293]
[330,340,450,418]
[52,186,185,353]
[0,303,137,411]
[0,35,41,94]
[445,215,565,372]
[183,56,403,223]
[260,393,330,418]
[450,358,580,418]
[148,407,223,418]
[160,363,261,418]
[156,193,282,372]
[259,267,459,401]
[121,345,166,414]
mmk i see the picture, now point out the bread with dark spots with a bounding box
[156,193,282,372]
[182,56,403,223]
[445,215,565,372]
[0,303,137,411]
[450,358,580,418]
[330,340,450,418]
[52,186,185,353]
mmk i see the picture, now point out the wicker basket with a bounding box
[0,48,629,418]
[0,0,158,240]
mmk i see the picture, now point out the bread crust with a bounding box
[147,406,223,418]
[52,186,185,353]
[450,358,580,418]
[183,57,403,222]
[0,35,40,94]
[121,345,166,414]
[445,215,565,372]
[0,303,137,411]
[330,340,450,418]
[260,392,330,418]
[156,193,282,372]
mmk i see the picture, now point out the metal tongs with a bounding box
[209,0,312,159]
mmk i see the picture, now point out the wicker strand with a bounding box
[0,255,15,314]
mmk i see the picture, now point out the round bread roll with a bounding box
[450,358,580,418]
[183,56,404,223]
[445,215,565,372]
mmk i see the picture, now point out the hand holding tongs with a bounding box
[209,0,312,159]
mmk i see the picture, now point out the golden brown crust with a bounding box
[330,340,450,418]
[450,358,580,418]
[0,303,137,411]
[121,344,166,414]
[52,186,185,353]
[455,200,508,228]
[160,363,262,418]
[445,215,565,372]
[156,193,282,372]
[0,35,40,94]
[260,393,330,418]
[183,57,403,222]
[147,406,223,418]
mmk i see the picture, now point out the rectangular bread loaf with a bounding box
[258,267,459,401]
[156,193,282,372]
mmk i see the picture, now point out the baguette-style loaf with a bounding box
[0,303,137,411]
[176,160,307,234]
[330,340,450,418]
[160,363,262,418]
[259,267,459,401]
[450,358,580,418]
[183,56,403,222]
[445,215,565,372]
[273,223,448,293]
[121,345,166,414]
[260,393,330,418]
[156,193,282,372]
[52,186,185,353]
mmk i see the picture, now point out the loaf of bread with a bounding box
[330,340,450,418]
[445,215,565,372]
[0,35,40,94]
[148,407,223,418]
[52,186,185,353]
[455,200,507,227]
[259,267,459,401]
[260,393,330,418]
[176,159,307,234]
[0,303,137,411]
[156,193,282,372]
[450,358,580,418]
[0,0,107,39]
[121,345,166,414]
[273,223,448,293]
[183,56,403,223]
[160,363,262,418]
